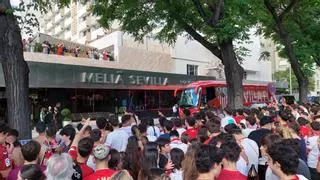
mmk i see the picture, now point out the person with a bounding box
[156,138,171,169]
[217,141,247,180]
[42,41,50,54]
[123,136,143,180]
[57,42,64,55]
[139,149,159,179]
[7,140,44,180]
[84,144,116,180]
[182,117,198,140]
[195,145,223,180]
[193,112,206,129]
[45,153,74,180]
[108,149,121,171]
[110,170,133,180]
[120,114,134,137]
[6,129,24,167]
[148,168,170,180]
[169,130,188,153]
[172,104,179,117]
[18,164,45,180]
[267,141,308,180]
[220,107,236,128]
[87,129,103,170]
[242,115,257,137]
[203,119,221,145]
[158,120,174,140]
[145,117,160,139]
[105,115,129,152]
[182,142,201,180]
[0,122,11,178]
[96,117,110,144]
[170,148,184,180]
[138,123,157,142]
[173,118,186,137]
[59,125,76,152]
[226,124,259,174]
[306,121,320,180]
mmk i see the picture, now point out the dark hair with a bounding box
[297,117,309,126]
[186,117,196,127]
[21,140,41,162]
[220,142,241,162]
[78,137,94,158]
[278,111,289,121]
[108,149,120,170]
[311,121,320,131]
[90,129,102,142]
[213,132,236,145]
[195,145,223,173]
[148,168,169,180]
[0,122,10,134]
[280,139,300,155]
[36,122,46,134]
[76,123,83,131]
[183,109,191,117]
[96,117,107,130]
[156,138,170,149]
[193,113,202,121]
[46,126,56,138]
[288,122,300,135]
[121,114,132,125]
[20,164,44,180]
[261,134,282,150]
[159,117,167,128]
[236,109,244,115]
[181,134,189,144]
[8,129,19,137]
[141,149,159,179]
[109,115,120,127]
[164,120,174,132]
[173,118,182,128]
[138,123,148,134]
[224,124,242,135]
[267,141,299,175]
[124,136,143,180]
[224,107,233,115]
[246,115,256,126]
[144,142,158,152]
[170,130,179,138]
[206,120,221,134]
[197,127,209,143]
[59,126,76,141]
[170,148,184,170]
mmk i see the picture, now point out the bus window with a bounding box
[179,88,201,108]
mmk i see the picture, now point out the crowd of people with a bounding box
[0,97,320,180]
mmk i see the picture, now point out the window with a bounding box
[187,64,198,76]
[243,71,247,80]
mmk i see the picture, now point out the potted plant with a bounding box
[61,108,72,126]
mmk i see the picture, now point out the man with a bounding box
[96,117,108,143]
[105,115,129,152]
[193,112,205,129]
[173,118,186,137]
[248,116,273,180]
[204,118,221,145]
[34,122,47,145]
[84,145,116,180]
[267,141,308,180]
[242,115,257,137]
[182,117,198,140]
[306,121,320,180]
[158,120,174,140]
[0,122,11,178]
[156,138,171,169]
[169,130,188,153]
[217,142,247,180]
[119,114,133,137]
[7,140,44,180]
[195,145,223,180]
[220,107,236,128]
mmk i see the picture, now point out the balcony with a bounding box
[64,16,72,27]
[65,31,72,40]
[55,25,63,35]
[77,5,89,18]
[55,14,62,24]
[78,20,90,32]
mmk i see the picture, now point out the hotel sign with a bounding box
[81,72,169,86]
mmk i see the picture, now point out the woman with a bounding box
[182,142,201,180]
[109,149,121,171]
[123,136,143,180]
[138,149,159,180]
[170,148,184,180]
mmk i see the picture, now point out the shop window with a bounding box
[187,64,198,76]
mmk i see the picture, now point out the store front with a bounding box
[0,61,214,120]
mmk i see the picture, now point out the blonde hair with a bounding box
[110,170,133,180]
[278,125,294,139]
[182,143,200,180]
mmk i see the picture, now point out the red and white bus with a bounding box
[174,80,274,117]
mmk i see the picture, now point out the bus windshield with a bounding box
[179,88,201,107]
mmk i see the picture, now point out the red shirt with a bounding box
[217,169,247,180]
[234,115,245,124]
[182,128,198,140]
[0,144,11,171]
[68,146,94,178]
[84,169,116,180]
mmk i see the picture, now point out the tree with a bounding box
[273,68,315,93]
[256,0,320,103]
[88,0,259,109]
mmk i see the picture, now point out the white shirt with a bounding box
[306,135,319,168]
[176,128,186,137]
[266,167,308,180]
[170,169,183,180]
[241,138,259,172]
[105,129,129,152]
[170,139,188,153]
[221,115,236,128]
[147,126,160,138]
[237,156,248,176]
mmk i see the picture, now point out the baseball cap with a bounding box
[260,116,273,126]
[93,144,110,160]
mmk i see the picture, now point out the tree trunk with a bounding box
[0,0,31,138]
[219,40,244,109]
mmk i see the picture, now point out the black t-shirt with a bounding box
[158,154,168,169]
[248,128,271,157]
[72,162,83,180]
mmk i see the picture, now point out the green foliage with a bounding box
[273,68,315,92]
[61,108,71,121]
